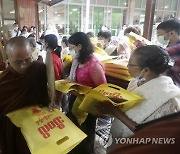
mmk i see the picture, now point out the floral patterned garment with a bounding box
[76,55,107,87]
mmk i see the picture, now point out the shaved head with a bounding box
[6,37,31,57]
[6,37,33,74]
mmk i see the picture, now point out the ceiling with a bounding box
[34,0,64,6]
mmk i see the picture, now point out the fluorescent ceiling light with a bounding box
[72,8,78,11]
[10,10,15,14]
[39,9,44,13]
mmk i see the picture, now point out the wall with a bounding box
[15,0,38,29]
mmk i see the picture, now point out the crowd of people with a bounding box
[0,18,180,154]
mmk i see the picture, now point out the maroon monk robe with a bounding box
[108,112,180,154]
[0,61,49,154]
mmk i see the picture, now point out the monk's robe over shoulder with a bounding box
[0,61,49,154]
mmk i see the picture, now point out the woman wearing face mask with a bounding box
[44,34,63,80]
[97,30,117,56]
[98,45,180,140]
[67,32,112,154]
[157,18,180,87]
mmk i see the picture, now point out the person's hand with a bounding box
[117,54,127,59]
[70,90,82,96]
[48,99,59,111]
[97,43,104,49]
[95,101,117,117]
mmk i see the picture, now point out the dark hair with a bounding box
[13,23,18,26]
[97,30,111,42]
[124,26,141,35]
[157,18,180,35]
[28,37,36,48]
[21,29,27,33]
[61,36,68,47]
[68,32,94,64]
[39,34,45,40]
[23,26,28,30]
[28,34,35,38]
[86,32,94,38]
[134,45,172,74]
[44,34,62,58]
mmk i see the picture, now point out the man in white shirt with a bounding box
[12,23,21,37]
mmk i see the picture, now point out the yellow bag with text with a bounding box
[6,106,87,154]
[71,95,88,125]
[55,79,92,94]
[79,83,144,115]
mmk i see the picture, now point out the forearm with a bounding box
[113,107,138,132]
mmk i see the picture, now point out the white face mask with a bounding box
[157,35,169,45]
[128,69,146,91]
[98,40,105,46]
[69,50,76,58]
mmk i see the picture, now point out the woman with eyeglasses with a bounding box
[97,45,180,142]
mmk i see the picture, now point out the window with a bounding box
[164,0,171,10]
[97,0,107,5]
[110,0,119,6]
[111,8,122,36]
[3,0,15,19]
[142,0,146,9]
[90,0,96,4]
[171,0,178,10]
[38,3,45,34]
[156,0,165,10]
[119,0,128,7]
[69,5,81,34]
[93,7,104,35]
[135,0,142,8]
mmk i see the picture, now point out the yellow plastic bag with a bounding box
[6,106,87,154]
[71,96,88,125]
[104,59,129,70]
[105,70,132,81]
[79,83,144,115]
[55,79,92,94]
[62,55,73,68]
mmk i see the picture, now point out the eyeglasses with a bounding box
[157,31,170,37]
[10,57,32,67]
[68,45,77,50]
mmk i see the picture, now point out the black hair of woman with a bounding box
[68,32,94,64]
[134,45,172,74]
[44,34,62,58]
[62,37,68,47]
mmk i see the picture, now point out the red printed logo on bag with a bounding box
[38,116,65,139]
[31,107,46,116]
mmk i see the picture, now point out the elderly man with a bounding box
[0,37,49,154]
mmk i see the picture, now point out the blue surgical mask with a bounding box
[157,35,169,45]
